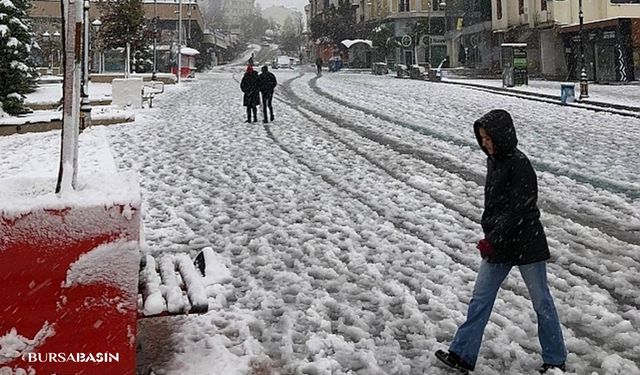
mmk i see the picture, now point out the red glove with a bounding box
[477,239,494,257]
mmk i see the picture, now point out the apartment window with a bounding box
[497,0,502,19]
[399,0,410,11]
[518,0,524,14]
[610,0,640,3]
[541,0,547,11]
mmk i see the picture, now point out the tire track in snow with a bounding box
[260,88,640,367]
[309,75,640,201]
[235,72,640,315]
[117,72,637,372]
[280,74,640,247]
[272,74,640,330]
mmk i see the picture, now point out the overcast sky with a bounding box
[256,0,307,12]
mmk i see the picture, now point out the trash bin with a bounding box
[560,83,576,104]
[502,67,515,87]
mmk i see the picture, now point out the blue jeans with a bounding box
[449,260,566,368]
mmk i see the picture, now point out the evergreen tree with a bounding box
[0,0,37,115]
[280,14,302,54]
[309,0,364,45]
[98,0,149,72]
[239,8,269,42]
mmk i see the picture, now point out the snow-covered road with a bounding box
[99,66,640,374]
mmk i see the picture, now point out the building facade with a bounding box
[28,0,206,73]
[308,0,491,69]
[491,0,640,81]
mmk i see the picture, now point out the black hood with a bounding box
[473,109,518,158]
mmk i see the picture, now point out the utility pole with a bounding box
[57,0,83,193]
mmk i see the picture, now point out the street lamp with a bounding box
[187,2,193,47]
[578,0,589,99]
[52,31,60,72]
[177,0,183,83]
[152,0,158,80]
[91,19,102,73]
[81,0,91,131]
[42,31,51,72]
[440,0,446,67]
[427,2,431,65]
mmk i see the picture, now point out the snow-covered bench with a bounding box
[139,247,232,317]
[142,81,165,108]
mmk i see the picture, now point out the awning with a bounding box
[180,47,200,56]
[558,17,622,34]
[340,39,373,49]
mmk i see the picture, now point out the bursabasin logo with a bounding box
[22,352,120,363]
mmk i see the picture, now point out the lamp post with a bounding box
[578,0,589,99]
[80,0,92,131]
[52,31,60,72]
[91,19,102,73]
[42,31,51,72]
[152,0,158,80]
[177,0,183,83]
[440,0,446,65]
[427,1,431,65]
[187,2,192,47]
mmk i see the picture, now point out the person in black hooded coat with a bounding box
[435,109,567,374]
[241,65,259,123]
[258,65,277,123]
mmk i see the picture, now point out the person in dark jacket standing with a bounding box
[258,65,277,123]
[241,65,259,123]
[435,109,567,374]
[315,57,323,75]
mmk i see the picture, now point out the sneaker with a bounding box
[245,119,251,123]
[435,350,474,373]
[270,115,274,121]
[263,119,268,123]
[539,363,566,373]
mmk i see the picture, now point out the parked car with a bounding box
[273,56,295,69]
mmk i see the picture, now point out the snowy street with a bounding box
[3,62,640,374]
[123,64,640,374]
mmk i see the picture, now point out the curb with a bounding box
[440,79,640,117]
[0,116,135,137]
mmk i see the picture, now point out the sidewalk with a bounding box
[443,74,640,110]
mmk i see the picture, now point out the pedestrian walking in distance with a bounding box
[258,65,277,123]
[315,57,323,75]
[240,65,259,123]
[435,109,567,374]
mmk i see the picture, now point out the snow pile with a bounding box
[0,324,55,365]
[141,255,166,316]
[200,247,233,286]
[64,240,140,297]
[0,127,141,217]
